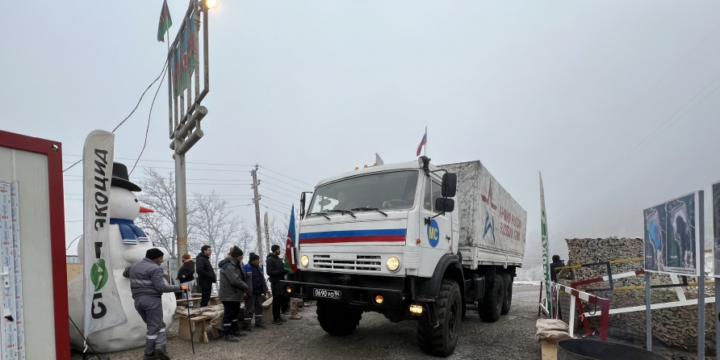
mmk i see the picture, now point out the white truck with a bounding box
[280,157,527,356]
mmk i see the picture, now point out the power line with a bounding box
[261,196,290,208]
[262,181,301,197]
[259,173,308,191]
[63,59,170,173]
[555,77,720,218]
[66,234,82,250]
[259,165,314,187]
[130,62,168,176]
[260,187,298,200]
[63,154,255,168]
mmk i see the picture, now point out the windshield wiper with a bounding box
[326,209,356,218]
[308,212,331,220]
[351,207,388,217]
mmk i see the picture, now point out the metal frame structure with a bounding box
[166,0,212,265]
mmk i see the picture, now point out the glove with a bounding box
[181,285,189,291]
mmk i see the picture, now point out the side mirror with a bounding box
[435,198,455,213]
[300,193,306,219]
[441,173,457,198]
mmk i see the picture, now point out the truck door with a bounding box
[419,176,451,258]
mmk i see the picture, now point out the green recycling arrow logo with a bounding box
[91,259,109,292]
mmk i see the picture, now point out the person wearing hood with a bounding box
[218,246,249,342]
[196,245,216,307]
[176,253,195,305]
[123,248,186,360]
[242,253,269,331]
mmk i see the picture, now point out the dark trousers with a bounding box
[198,281,212,307]
[271,282,285,321]
[244,293,264,325]
[222,301,241,333]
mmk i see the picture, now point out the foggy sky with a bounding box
[2,1,719,260]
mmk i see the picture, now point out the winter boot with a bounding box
[231,322,247,337]
[290,298,303,320]
[223,334,239,342]
[153,346,170,360]
[243,322,254,332]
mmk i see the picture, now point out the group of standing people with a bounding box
[122,244,299,359]
[217,244,296,342]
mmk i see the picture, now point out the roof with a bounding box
[315,160,439,187]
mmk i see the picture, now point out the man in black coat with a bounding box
[196,245,217,307]
[266,245,289,324]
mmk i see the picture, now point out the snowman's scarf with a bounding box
[110,218,149,245]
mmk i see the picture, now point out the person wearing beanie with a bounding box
[266,245,291,324]
[123,248,185,360]
[176,253,195,305]
[218,246,249,342]
[242,253,269,331]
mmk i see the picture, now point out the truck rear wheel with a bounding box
[479,274,505,322]
[316,302,362,336]
[501,273,513,315]
[417,279,461,357]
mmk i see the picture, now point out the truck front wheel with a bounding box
[316,302,362,336]
[479,274,505,322]
[417,279,461,356]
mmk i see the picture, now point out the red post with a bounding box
[599,298,610,341]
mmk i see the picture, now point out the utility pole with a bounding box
[251,166,264,265]
[264,212,271,275]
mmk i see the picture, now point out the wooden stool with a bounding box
[178,315,210,344]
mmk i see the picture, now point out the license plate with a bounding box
[313,288,341,299]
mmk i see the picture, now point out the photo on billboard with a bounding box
[643,192,698,275]
[713,182,720,278]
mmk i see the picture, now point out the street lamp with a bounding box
[205,0,218,9]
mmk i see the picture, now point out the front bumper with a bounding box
[278,280,405,311]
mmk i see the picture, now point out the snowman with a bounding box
[67,163,178,353]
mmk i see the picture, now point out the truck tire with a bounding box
[501,273,513,315]
[316,302,362,336]
[479,274,505,322]
[417,279,462,357]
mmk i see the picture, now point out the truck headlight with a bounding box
[300,255,309,267]
[386,256,400,272]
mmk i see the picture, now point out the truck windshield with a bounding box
[308,170,419,215]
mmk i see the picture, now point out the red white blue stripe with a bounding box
[416,129,427,156]
[299,229,406,245]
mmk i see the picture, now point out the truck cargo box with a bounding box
[439,161,527,257]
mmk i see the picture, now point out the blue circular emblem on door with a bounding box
[427,219,440,248]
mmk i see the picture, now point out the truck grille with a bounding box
[313,255,382,272]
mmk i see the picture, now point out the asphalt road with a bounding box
[73,285,542,360]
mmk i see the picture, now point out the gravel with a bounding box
[72,288,542,360]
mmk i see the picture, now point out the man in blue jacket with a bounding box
[242,253,269,331]
[123,248,185,360]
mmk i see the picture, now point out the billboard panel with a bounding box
[643,192,699,276]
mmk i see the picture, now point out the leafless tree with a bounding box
[136,169,196,259]
[190,191,241,267]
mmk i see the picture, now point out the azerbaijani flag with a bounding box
[157,0,172,42]
[416,127,427,156]
[284,204,298,274]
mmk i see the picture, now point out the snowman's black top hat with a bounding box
[111,163,142,192]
